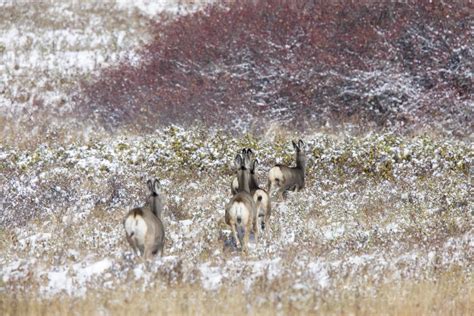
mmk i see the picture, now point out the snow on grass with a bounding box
[43,268,73,296]
[116,0,215,17]
[37,258,113,297]
[0,2,471,312]
[307,260,330,289]
[0,127,471,308]
[73,258,113,285]
[0,1,213,120]
[1,259,32,284]
[199,262,223,291]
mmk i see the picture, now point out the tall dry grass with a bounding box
[1,270,472,316]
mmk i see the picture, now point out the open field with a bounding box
[1,127,472,314]
[0,1,472,315]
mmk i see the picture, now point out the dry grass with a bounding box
[0,1,153,148]
[0,129,471,315]
[328,270,473,316]
[1,269,472,316]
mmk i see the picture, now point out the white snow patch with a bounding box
[18,233,51,250]
[308,261,330,288]
[1,260,31,283]
[43,268,74,296]
[348,254,374,266]
[73,258,113,284]
[133,264,145,280]
[180,219,193,226]
[199,262,223,291]
[322,224,345,240]
[116,0,214,17]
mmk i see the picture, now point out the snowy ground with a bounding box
[0,0,213,118]
[0,1,472,314]
[1,127,472,312]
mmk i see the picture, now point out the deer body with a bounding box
[230,177,239,195]
[230,148,254,195]
[268,140,306,199]
[248,158,271,231]
[225,154,258,253]
[124,179,165,259]
[231,149,271,231]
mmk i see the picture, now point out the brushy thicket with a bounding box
[77,0,472,135]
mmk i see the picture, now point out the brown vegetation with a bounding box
[1,269,472,315]
[77,0,472,136]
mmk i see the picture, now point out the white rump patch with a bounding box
[124,214,147,245]
[229,202,250,227]
[268,167,284,191]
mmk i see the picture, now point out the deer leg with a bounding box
[258,212,264,231]
[231,223,240,249]
[127,235,138,257]
[277,186,286,200]
[242,227,250,255]
[144,248,153,260]
[150,243,161,258]
[137,244,145,257]
[130,243,139,257]
[253,217,259,246]
[262,213,268,232]
[239,228,245,253]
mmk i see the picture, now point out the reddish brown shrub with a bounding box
[76,0,472,136]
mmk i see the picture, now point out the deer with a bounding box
[249,157,272,232]
[225,153,258,254]
[231,149,271,232]
[268,139,306,200]
[230,148,254,195]
[124,179,165,259]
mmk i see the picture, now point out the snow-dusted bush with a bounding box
[78,1,472,137]
[0,128,471,311]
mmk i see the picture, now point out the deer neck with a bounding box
[147,195,161,218]
[237,169,251,193]
[296,151,306,172]
[249,173,259,191]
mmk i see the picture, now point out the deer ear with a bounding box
[247,148,254,160]
[252,159,258,171]
[292,140,298,149]
[234,154,242,169]
[147,179,153,193]
[153,179,160,194]
[298,139,305,148]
